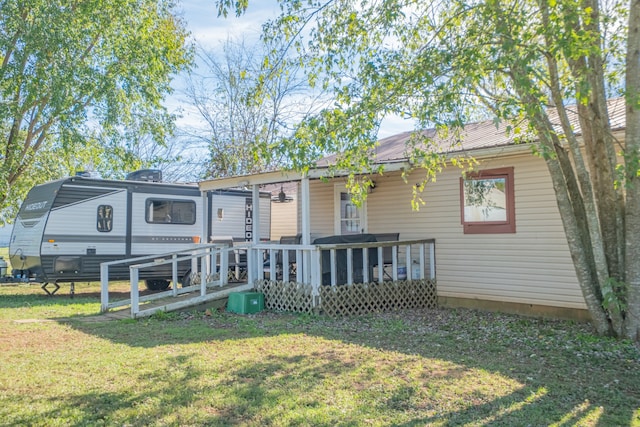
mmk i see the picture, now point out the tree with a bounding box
[0,0,193,224]
[217,0,640,340]
[183,37,327,178]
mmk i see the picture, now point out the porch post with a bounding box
[252,184,260,244]
[248,184,261,285]
[301,177,313,285]
[300,176,311,245]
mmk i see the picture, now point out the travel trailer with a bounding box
[9,172,271,290]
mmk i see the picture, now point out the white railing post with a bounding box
[419,243,425,279]
[311,247,321,306]
[377,246,384,284]
[100,264,109,312]
[191,254,198,285]
[346,248,353,285]
[200,253,206,296]
[172,254,178,297]
[392,246,398,281]
[282,249,290,282]
[405,244,412,279]
[204,248,212,286]
[221,247,229,285]
[269,248,277,281]
[429,241,436,280]
[130,266,140,318]
[362,247,369,283]
[248,247,256,284]
[256,248,264,281]
[330,249,337,287]
[296,249,302,283]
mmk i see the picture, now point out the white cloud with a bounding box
[177,0,279,50]
[169,0,412,141]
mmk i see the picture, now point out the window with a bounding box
[146,199,196,225]
[335,190,366,235]
[341,192,361,234]
[460,167,515,234]
[97,205,113,232]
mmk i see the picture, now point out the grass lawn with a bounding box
[0,282,638,426]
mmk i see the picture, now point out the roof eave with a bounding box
[197,160,412,191]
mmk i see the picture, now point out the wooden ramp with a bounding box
[102,282,255,320]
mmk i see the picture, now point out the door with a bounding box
[334,184,367,235]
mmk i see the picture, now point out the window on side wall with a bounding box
[146,199,196,225]
[460,167,515,234]
[97,205,113,232]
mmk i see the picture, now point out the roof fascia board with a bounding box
[198,161,411,191]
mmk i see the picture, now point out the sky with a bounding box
[169,0,414,139]
[166,1,276,130]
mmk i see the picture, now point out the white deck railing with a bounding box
[249,238,436,302]
[100,238,436,316]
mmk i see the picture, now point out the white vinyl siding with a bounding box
[309,179,336,236]
[306,153,585,310]
[271,196,298,241]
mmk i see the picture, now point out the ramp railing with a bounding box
[100,243,245,317]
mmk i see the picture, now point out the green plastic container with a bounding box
[227,292,265,314]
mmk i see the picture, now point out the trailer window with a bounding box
[97,205,113,232]
[146,199,196,225]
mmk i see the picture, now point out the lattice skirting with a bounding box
[255,279,437,316]
[320,279,437,317]
[255,280,316,314]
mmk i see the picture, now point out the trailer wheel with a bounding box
[145,279,170,291]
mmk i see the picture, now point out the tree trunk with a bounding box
[519,98,612,334]
[624,0,640,341]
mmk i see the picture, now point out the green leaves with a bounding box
[216,0,250,18]
[0,0,193,221]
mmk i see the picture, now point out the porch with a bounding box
[253,237,437,315]
[99,238,437,318]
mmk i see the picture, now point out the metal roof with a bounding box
[370,98,626,163]
[199,98,627,191]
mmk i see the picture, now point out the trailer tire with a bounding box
[145,279,170,291]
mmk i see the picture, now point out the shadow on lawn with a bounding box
[3,344,630,426]
[3,354,223,426]
[0,284,153,310]
[0,349,568,426]
[59,308,640,426]
[4,283,631,423]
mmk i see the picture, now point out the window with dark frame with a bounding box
[145,199,196,225]
[97,205,113,232]
[460,167,515,234]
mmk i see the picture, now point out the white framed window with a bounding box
[334,184,367,235]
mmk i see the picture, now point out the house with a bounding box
[198,101,627,321]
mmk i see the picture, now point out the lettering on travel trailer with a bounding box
[9,173,271,291]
